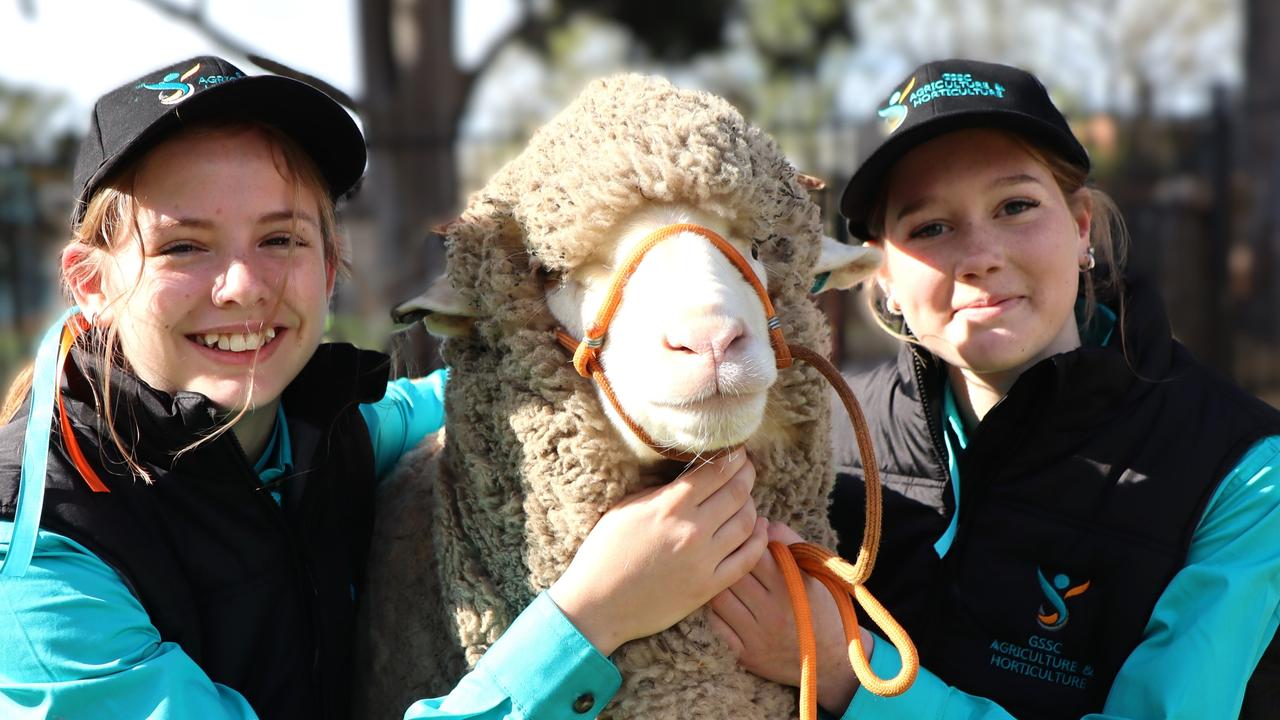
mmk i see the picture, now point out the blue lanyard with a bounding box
[2,307,79,577]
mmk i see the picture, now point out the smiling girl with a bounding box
[0,57,769,720]
[710,59,1280,719]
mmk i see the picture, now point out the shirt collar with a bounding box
[252,403,294,482]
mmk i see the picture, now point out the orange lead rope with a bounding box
[555,223,919,716]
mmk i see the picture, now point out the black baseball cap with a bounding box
[840,59,1090,240]
[72,55,366,224]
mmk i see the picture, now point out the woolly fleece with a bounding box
[355,73,839,719]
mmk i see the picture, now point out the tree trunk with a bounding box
[1244,0,1280,347]
[358,0,469,373]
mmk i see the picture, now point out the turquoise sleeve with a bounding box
[0,524,258,719]
[840,435,1280,720]
[1097,434,1280,717]
[403,592,622,720]
[360,368,449,479]
[2,522,620,720]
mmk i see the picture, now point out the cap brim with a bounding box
[82,75,365,210]
[840,109,1089,240]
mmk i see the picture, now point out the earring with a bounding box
[886,295,903,316]
[1080,246,1097,272]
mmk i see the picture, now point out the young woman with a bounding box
[0,56,769,719]
[709,59,1280,719]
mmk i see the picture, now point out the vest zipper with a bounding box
[223,435,326,706]
[910,348,951,486]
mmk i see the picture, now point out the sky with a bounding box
[0,0,519,134]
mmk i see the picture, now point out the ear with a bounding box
[810,235,883,293]
[392,274,485,338]
[1070,188,1093,254]
[61,245,110,322]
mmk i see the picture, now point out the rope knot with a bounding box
[572,328,604,378]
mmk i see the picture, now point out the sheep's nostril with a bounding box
[664,318,746,361]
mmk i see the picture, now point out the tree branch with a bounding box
[132,0,261,60]
[249,54,360,112]
[130,0,359,112]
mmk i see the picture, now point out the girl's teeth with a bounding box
[199,330,276,351]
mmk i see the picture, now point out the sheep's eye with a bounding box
[750,241,761,260]
[537,265,562,290]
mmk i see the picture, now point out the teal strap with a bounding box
[1,307,78,577]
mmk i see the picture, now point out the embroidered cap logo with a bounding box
[877,76,916,134]
[140,63,201,105]
[1036,568,1091,631]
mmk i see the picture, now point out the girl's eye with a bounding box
[909,222,947,240]
[1000,198,1040,216]
[750,241,761,260]
[264,234,306,248]
[157,241,200,256]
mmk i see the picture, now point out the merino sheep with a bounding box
[354,74,881,719]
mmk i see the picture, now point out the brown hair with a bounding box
[2,121,346,482]
[862,131,1129,344]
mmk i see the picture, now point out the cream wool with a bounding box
[356,74,844,719]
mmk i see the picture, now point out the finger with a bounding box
[767,520,806,545]
[712,492,758,552]
[710,586,759,630]
[706,606,746,658]
[698,459,756,523]
[748,539,790,594]
[715,516,769,586]
[723,567,773,621]
[678,447,749,505]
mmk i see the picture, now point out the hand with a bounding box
[549,450,769,656]
[708,521,872,716]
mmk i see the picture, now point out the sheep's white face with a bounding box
[545,205,778,461]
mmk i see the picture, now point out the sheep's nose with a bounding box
[663,316,746,362]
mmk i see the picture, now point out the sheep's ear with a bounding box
[392,275,484,338]
[810,235,882,293]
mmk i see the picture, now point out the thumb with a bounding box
[767,521,805,545]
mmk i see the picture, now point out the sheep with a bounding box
[353,73,881,720]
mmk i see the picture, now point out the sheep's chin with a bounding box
[604,389,769,462]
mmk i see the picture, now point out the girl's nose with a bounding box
[213,258,272,307]
[953,225,1005,280]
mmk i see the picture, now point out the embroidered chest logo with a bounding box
[140,63,201,105]
[1036,568,1091,631]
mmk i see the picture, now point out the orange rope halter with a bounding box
[554,223,918,715]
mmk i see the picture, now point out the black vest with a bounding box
[831,280,1280,719]
[0,342,389,720]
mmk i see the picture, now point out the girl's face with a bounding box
[76,126,334,415]
[875,128,1091,387]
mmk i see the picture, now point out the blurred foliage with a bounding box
[558,0,736,60]
[0,83,67,146]
[744,0,851,70]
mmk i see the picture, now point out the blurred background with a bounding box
[1,0,1276,405]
